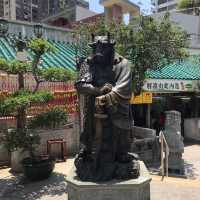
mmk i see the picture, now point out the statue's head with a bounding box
[89,32,116,65]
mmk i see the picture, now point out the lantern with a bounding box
[34,23,43,38]
[0,18,8,35]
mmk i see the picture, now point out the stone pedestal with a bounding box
[66,161,151,200]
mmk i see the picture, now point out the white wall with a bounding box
[7,19,74,43]
[76,5,97,21]
[184,118,200,141]
[153,12,200,52]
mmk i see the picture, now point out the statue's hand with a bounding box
[95,95,107,114]
[75,82,101,95]
[100,83,112,94]
[95,95,107,107]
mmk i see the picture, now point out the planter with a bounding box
[0,144,10,164]
[22,156,55,181]
[11,149,29,173]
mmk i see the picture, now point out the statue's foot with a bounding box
[117,152,139,163]
[115,159,140,180]
[74,156,115,182]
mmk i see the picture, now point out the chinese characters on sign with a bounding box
[143,79,194,92]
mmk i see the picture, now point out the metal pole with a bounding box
[160,131,164,179]
[163,135,169,177]
[166,146,169,177]
[146,104,151,128]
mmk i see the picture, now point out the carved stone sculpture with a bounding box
[74,33,140,182]
[163,110,184,173]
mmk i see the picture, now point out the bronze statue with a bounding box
[75,33,139,182]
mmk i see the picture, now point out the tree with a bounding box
[74,13,188,94]
[0,38,75,134]
[177,0,200,15]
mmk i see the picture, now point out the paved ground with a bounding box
[1,143,200,200]
[183,142,200,180]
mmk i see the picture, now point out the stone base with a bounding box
[168,152,184,172]
[66,161,151,200]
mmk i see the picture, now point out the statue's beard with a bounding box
[93,53,113,65]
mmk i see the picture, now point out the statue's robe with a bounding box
[77,54,133,155]
[109,57,132,130]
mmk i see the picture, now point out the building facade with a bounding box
[152,0,179,13]
[0,0,16,20]
[0,0,88,22]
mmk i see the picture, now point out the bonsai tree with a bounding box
[28,107,68,129]
[74,13,188,94]
[0,38,75,163]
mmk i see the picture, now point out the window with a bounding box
[158,0,174,5]
[32,0,38,4]
[158,7,167,12]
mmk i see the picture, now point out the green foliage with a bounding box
[178,0,191,9]
[3,129,40,156]
[0,59,9,71]
[74,14,188,94]
[0,90,53,116]
[189,54,200,64]
[178,0,200,9]
[0,59,30,74]
[28,107,68,129]
[28,38,56,55]
[39,68,76,82]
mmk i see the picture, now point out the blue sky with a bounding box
[87,0,152,14]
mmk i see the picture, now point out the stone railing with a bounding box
[131,126,159,164]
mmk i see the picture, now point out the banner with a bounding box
[143,79,195,92]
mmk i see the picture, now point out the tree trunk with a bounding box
[16,72,26,130]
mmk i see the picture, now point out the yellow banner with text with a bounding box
[130,92,152,104]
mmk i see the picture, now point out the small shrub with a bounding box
[28,107,68,129]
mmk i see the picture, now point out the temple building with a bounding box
[100,0,140,23]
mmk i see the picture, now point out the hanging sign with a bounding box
[142,92,153,104]
[143,79,195,92]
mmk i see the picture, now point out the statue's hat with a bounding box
[88,33,116,47]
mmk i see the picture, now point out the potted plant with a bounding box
[4,128,55,181]
[0,37,74,178]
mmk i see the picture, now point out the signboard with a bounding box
[143,79,195,92]
[142,92,153,104]
[130,92,152,104]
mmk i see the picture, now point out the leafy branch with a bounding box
[0,91,53,116]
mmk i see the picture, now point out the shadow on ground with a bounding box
[0,172,67,200]
[184,139,200,147]
[184,161,199,180]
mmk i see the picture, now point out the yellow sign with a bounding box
[130,92,152,104]
[142,92,152,104]
[130,93,142,104]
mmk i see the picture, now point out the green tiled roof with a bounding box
[146,58,200,80]
[0,36,77,72]
[1,36,200,81]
